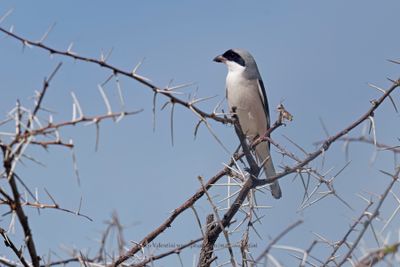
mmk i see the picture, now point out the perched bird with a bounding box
[214,48,282,199]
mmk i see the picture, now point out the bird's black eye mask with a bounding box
[222,50,246,67]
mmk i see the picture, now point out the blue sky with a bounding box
[1,1,400,266]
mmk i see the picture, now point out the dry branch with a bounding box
[0,27,232,126]
[1,23,400,267]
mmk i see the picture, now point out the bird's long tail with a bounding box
[256,142,282,199]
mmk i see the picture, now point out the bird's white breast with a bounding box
[226,71,268,138]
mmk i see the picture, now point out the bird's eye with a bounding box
[222,50,245,67]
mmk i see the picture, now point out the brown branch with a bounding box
[336,167,400,266]
[197,176,260,264]
[30,139,74,148]
[356,242,400,267]
[114,77,399,265]
[110,123,281,266]
[106,118,284,266]
[0,27,232,125]
[198,175,236,267]
[254,77,400,187]
[2,160,40,266]
[0,227,30,267]
[95,211,125,263]
[0,109,139,267]
[0,257,18,267]
[110,167,230,266]
[17,200,92,221]
[197,116,260,266]
[321,201,374,266]
[39,256,95,267]
[110,116,279,266]
[0,25,283,266]
[16,110,143,143]
[336,136,400,154]
[198,214,219,267]
[195,77,400,266]
[254,220,303,264]
[131,238,203,267]
[26,62,62,130]
[2,24,399,267]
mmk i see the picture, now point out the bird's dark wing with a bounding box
[256,78,271,129]
[256,78,271,150]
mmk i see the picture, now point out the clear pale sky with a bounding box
[1,1,400,266]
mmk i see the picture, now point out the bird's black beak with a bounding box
[213,55,225,63]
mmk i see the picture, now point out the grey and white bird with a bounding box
[214,48,282,199]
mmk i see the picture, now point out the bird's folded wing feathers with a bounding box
[256,78,271,130]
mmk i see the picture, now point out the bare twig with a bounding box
[254,220,303,264]
[336,167,400,266]
[0,27,232,126]
[356,242,400,267]
[198,176,237,267]
[254,78,400,187]
[321,200,374,266]
[0,227,30,267]
[27,62,62,130]
[132,238,203,267]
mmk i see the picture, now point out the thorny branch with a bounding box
[253,77,400,187]
[2,128,40,267]
[0,61,68,267]
[336,167,400,266]
[337,136,400,154]
[253,219,303,265]
[321,201,374,266]
[197,114,283,266]
[0,23,400,267]
[110,113,287,266]
[356,242,400,267]
[0,26,232,126]
[0,227,30,267]
[131,238,203,267]
[190,77,400,265]
[0,39,142,266]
